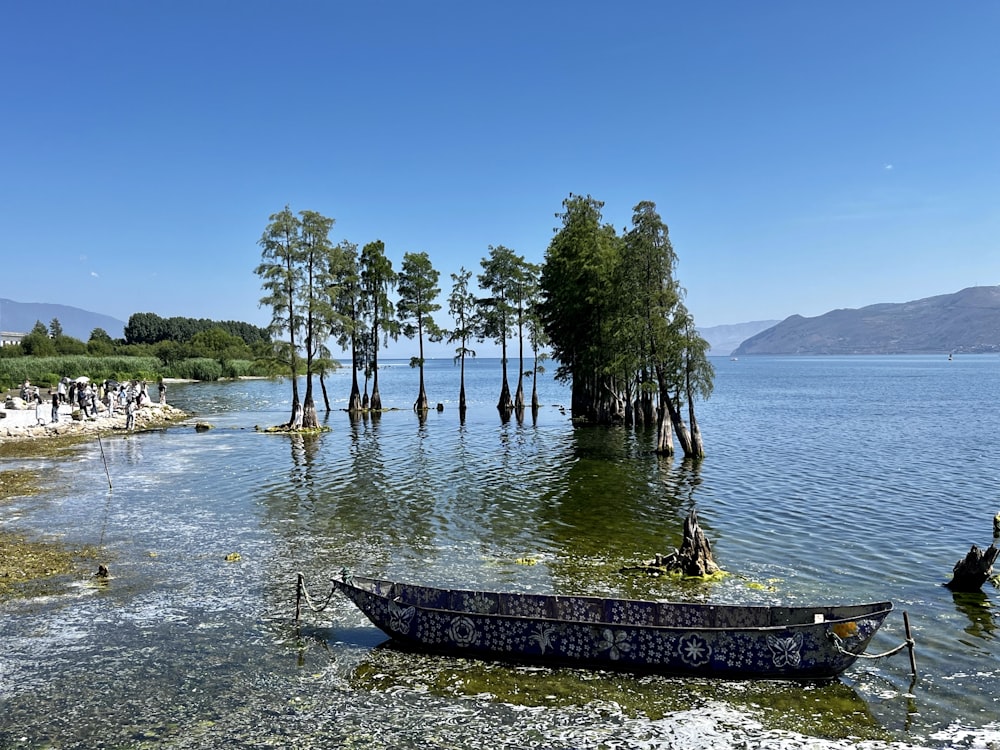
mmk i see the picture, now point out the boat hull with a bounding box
[331,576,892,680]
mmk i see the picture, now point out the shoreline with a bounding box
[0,401,191,444]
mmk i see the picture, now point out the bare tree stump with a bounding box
[622,508,721,577]
[946,543,999,591]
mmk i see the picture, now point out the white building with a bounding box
[0,331,25,347]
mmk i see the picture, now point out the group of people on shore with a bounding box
[18,376,167,429]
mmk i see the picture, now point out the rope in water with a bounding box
[294,572,337,622]
[828,611,917,676]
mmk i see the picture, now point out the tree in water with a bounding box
[397,251,443,412]
[329,240,365,413]
[511,259,540,412]
[538,194,620,423]
[540,195,714,457]
[478,244,523,416]
[297,210,340,428]
[359,240,398,411]
[447,267,479,415]
[256,206,304,428]
[524,279,549,414]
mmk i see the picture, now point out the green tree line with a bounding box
[0,315,280,389]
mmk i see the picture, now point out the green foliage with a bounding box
[190,327,252,361]
[398,251,442,340]
[165,357,223,381]
[447,266,479,361]
[53,335,87,355]
[20,330,56,357]
[87,329,115,356]
[539,193,714,444]
[125,312,169,344]
[125,311,270,346]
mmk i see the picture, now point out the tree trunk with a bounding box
[655,404,674,455]
[302,375,318,428]
[497,338,513,414]
[688,400,704,458]
[686,371,705,458]
[348,342,362,412]
[530,365,539,412]
[946,544,999,591]
[673,509,720,576]
[621,508,721,577]
[415,331,429,412]
[514,326,525,410]
[371,360,382,411]
[664,395,694,457]
[458,353,467,413]
[320,373,331,412]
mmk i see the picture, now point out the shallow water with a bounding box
[2,356,1000,748]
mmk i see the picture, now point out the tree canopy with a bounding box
[539,194,713,456]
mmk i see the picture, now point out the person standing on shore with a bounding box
[51,392,59,423]
[78,382,91,418]
[34,391,45,425]
[57,377,67,406]
[158,380,166,404]
[125,397,136,430]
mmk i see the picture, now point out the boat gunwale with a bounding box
[336,576,894,633]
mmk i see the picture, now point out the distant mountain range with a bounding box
[0,299,126,340]
[733,286,1000,355]
[699,320,780,356]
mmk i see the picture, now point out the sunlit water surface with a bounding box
[2,357,1000,748]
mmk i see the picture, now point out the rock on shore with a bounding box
[0,401,190,443]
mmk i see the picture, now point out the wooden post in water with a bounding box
[295,573,304,623]
[903,611,917,677]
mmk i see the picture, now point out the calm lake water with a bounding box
[2,356,1000,749]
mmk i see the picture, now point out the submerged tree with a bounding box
[397,251,443,412]
[540,195,713,457]
[511,259,540,412]
[524,278,548,413]
[538,194,619,423]
[478,244,523,415]
[256,206,304,428]
[297,210,340,428]
[359,239,398,411]
[255,206,341,429]
[330,240,365,413]
[447,267,479,413]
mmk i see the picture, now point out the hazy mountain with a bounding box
[733,286,1000,355]
[0,299,127,340]
[699,320,780,356]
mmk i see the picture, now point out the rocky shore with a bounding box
[0,399,190,443]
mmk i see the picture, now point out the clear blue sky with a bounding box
[3,2,998,356]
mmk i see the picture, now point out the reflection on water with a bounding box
[951,590,998,643]
[3,357,1000,748]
